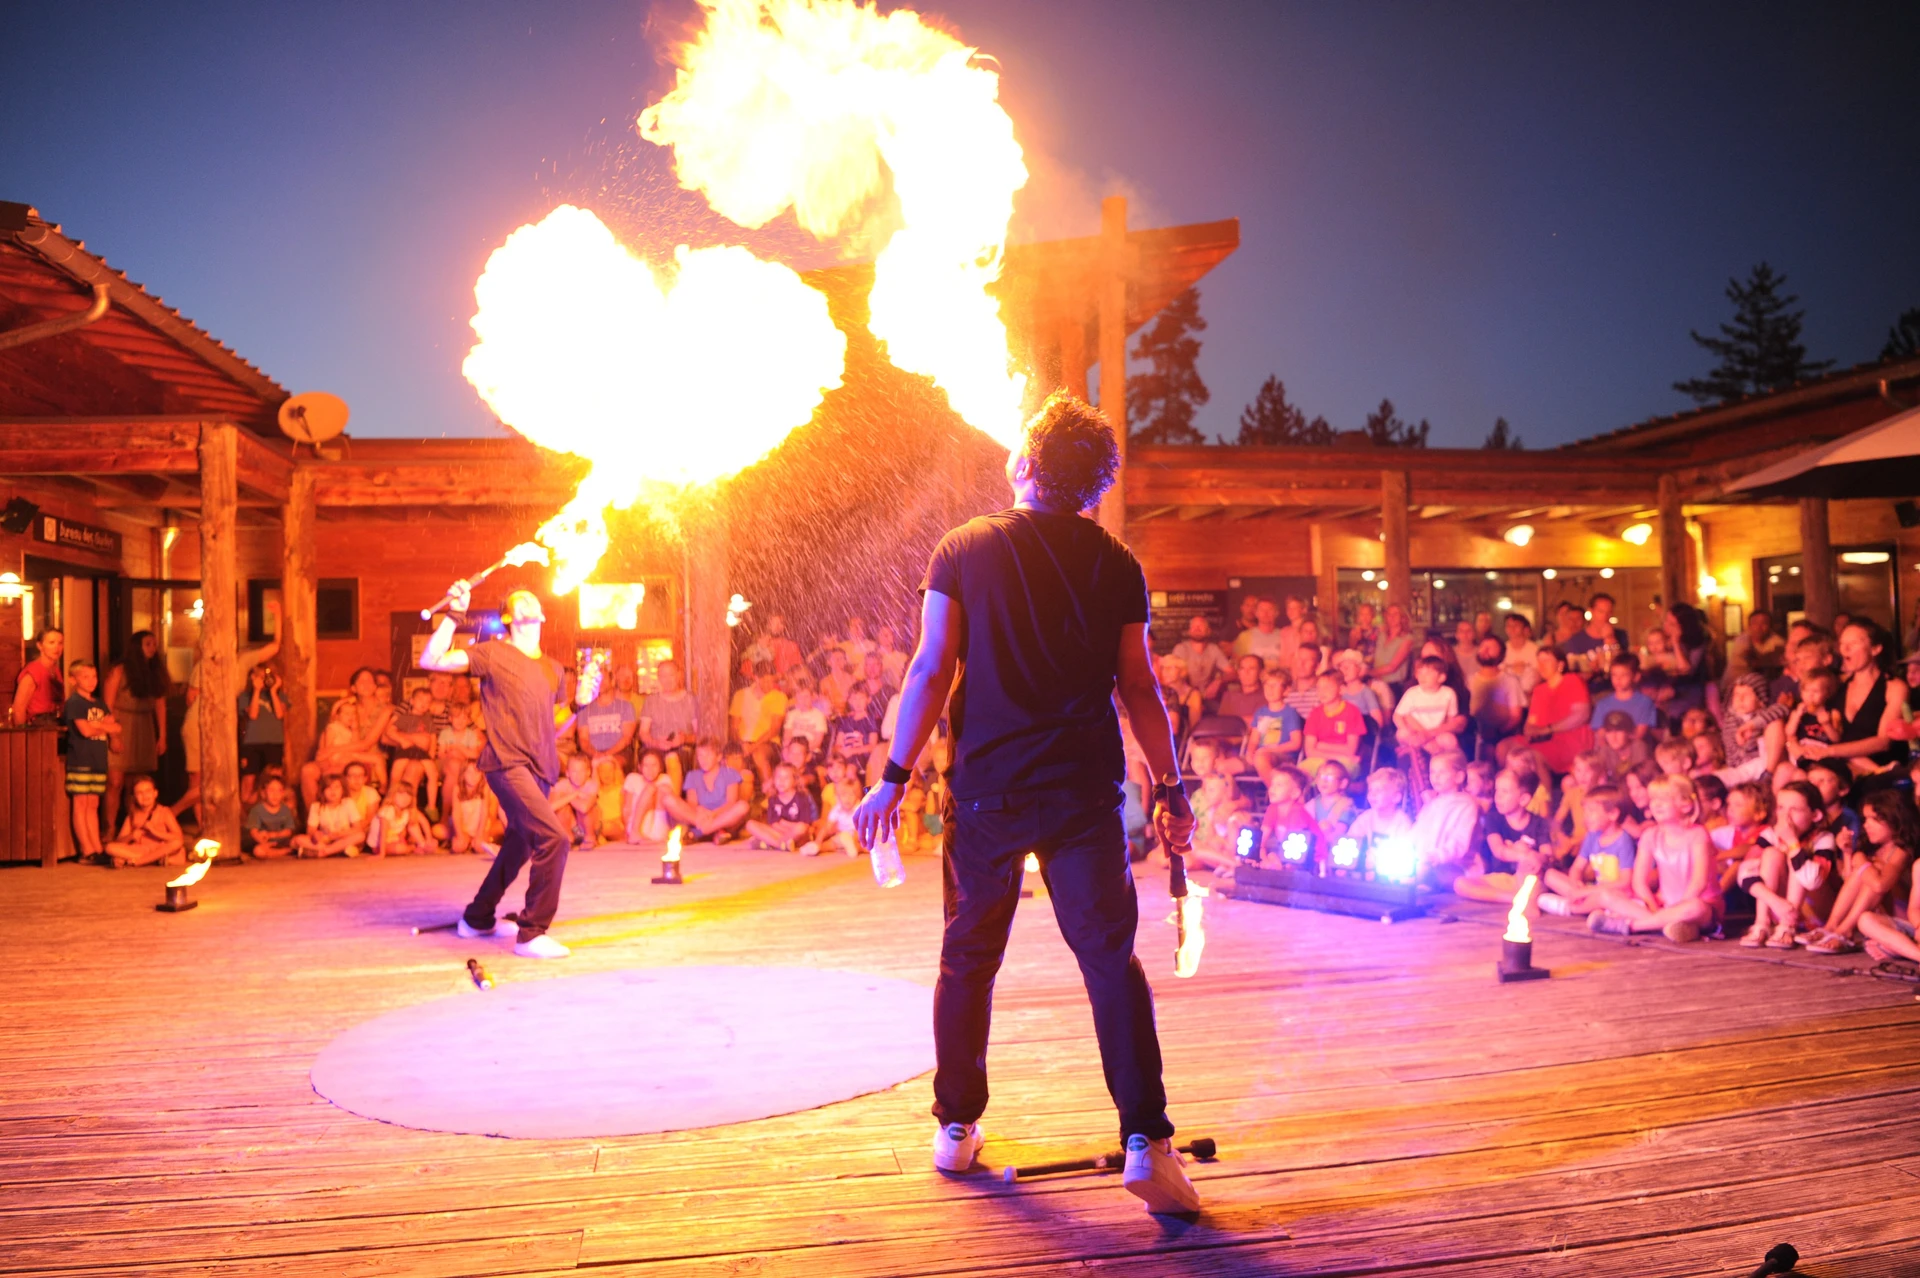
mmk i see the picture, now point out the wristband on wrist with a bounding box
[881,758,913,785]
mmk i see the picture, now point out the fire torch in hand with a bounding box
[1154,773,1205,978]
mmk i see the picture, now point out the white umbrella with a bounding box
[1727,402,1920,500]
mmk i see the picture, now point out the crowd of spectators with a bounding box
[1158,592,1920,959]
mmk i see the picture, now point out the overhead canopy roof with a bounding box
[0,202,287,430]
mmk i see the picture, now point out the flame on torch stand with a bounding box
[167,839,221,889]
[664,826,684,864]
[1504,873,1539,944]
[1173,881,1208,980]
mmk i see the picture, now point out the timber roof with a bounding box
[0,202,287,431]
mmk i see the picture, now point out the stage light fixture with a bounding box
[1502,524,1535,547]
[1280,831,1310,864]
[1620,522,1653,546]
[1599,567,1614,579]
[1541,568,1556,580]
[1373,835,1419,884]
[1360,570,1375,581]
[1330,837,1361,872]
[1235,827,1259,861]
[0,497,38,535]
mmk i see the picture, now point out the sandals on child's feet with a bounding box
[1739,920,1770,948]
[1805,931,1859,955]
[1764,922,1798,950]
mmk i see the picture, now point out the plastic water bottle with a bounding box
[870,836,905,888]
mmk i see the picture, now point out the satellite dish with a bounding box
[278,391,350,444]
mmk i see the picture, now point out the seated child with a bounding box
[1678,707,1715,743]
[830,686,881,778]
[1452,768,1554,903]
[1716,674,1785,786]
[1806,790,1918,954]
[594,757,626,843]
[1742,779,1837,949]
[1784,670,1843,766]
[1188,772,1247,870]
[1255,765,1320,867]
[1653,737,1695,780]
[1501,747,1553,817]
[1858,795,1920,963]
[1689,731,1726,778]
[1410,751,1480,879]
[295,775,363,858]
[549,754,600,851]
[1804,759,1864,860]
[105,776,185,867]
[1593,710,1652,780]
[437,704,483,789]
[1464,759,1497,813]
[1394,655,1463,759]
[1712,781,1772,897]
[244,775,299,858]
[447,763,500,856]
[384,686,440,814]
[1301,672,1365,778]
[745,762,820,851]
[813,779,865,859]
[1308,760,1358,842]
[780,736,822,805]
[1588,774,1722,942]
[1345,767,1413,873]
[622,750,675,846]
[1620,766,1654,839]
[374,785,439,856]
[1242,671,1304,781]
[1541,785,1635,915]
[1551,751,1606,861]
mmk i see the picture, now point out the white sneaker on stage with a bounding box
[513,934,570,959]
[456,918,517,939]
[1122,1134,1201,1214]
[932,1122,983,1173]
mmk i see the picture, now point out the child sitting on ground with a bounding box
[447,764,499,856]
[1394,655,1463,761]
[1345,767,1413,872]
[1502,746,1553,817]
[1784,670,1843,766]
[244,774,298,859]
[1255,765,1320,867]
[1742,780,1838,950]
[1464,759,1497,813]
[373,785,439,856]
[830,685,881,779]
[1551,751,1606,861]
[813,779,865,859]
[1242,670,1304,781]
[1717,674,1784,786]
[1588,774,1722,942]
[295,775,363,858]
[1804,790,1919,955]
[744,762,819,852]
[1689,730,1727,778]
[549,754,600,851]
[1540,785,1635,915]
[1453,768,1554,902]
[1309,760,1358,842]
[1188,772,1247,870]
[436,703,483,792]
[1693,774,1729,836]
[1712,781,1772,897]
[1593,710,1652,780]
[385,686,440,814]
[105,775,184,867]
[1410,750,1480,880]
[1301,672,1365,779]
[621,750,674,846]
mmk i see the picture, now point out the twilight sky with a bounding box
[4,1,1915,447]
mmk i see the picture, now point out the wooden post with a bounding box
[1658,473,1692,611]
[1799,496,1835,627]
[197,423,240,858]
[1096,196,1128,539]
[1058,316,1089,400]
[1310,522,1339,628]
[1381,471,1411,615]
[282,466,318,779]
[685,498,731,743]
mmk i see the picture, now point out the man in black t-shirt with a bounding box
[421,586,574,959]
[855,392,1201,1214]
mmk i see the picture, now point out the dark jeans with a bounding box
[933,785,1173,1143]
[464,765,570,941]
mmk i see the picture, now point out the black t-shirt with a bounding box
[62,693,109,773]
[921,507,1148,799]
[1483,808,1553,875]
[766,790,818,825]
[467,639,565,783]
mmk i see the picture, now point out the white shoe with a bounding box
[456,918,518,939]
[798,841,820,857]
[1537,893,1571,917]
[513,934,570,959]
[932,1122,984,1173]
[1122,1135,1200,1214]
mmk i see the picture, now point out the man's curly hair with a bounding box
[1023,391,1120,513]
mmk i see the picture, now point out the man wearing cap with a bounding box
[420,583,573,959]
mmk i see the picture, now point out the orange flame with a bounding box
[664,826,684,863]
[640,0,1030,446]
[501,542,550,569]
[462,205,847,593]
[1504,874,1538,944]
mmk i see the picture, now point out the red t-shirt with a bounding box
[1304,699,1365,752]
[17,658,64,718]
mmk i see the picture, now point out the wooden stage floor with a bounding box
[5,844,1919,1277]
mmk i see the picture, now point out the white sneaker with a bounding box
[513,934,570,959]
[1537,893,1571,917]
[798,841,820,857]
[932,1122,984,1173]
[1122,1134,1200,1214]
[456,918,518,939]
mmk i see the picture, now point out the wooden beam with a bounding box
[0,420,199,474]
[282,467,318,782]
[1311,522,1338,625]
[197,423,241,859]
[1658,473,1691,611]
[1800,497,1835,627]
[233,428,292,503]
[1096,196,1129,542]
[307,463,583,508]
[1382,470,1411,614]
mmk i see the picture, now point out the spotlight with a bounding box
[1503,524,1535,547]
[1361,570,1375,582]
[1542,568,1557,580]
[1280,831,1310,864]
[0,497,38,535]
[1235,828,1259,862]
[1330,836,1361,873]
[1373,835,1418,884]
[1620,522,1653,546]
[1599,567,1614,579]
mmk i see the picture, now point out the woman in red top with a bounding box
[9,628,64,725]
[1516,645,1593,776]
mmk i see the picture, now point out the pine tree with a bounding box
[1126,288,1210,444]
[1236,375,1333,445]
[1882,307,1920,362]
[1482,417,1523,450]
[1364,398,1430,448]
[1673,262,1833,404]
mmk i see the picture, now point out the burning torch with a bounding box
[1155,773,1206,979]
[419,542,552,620]
[158,839,221,913]
[1497,874,1550,983]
